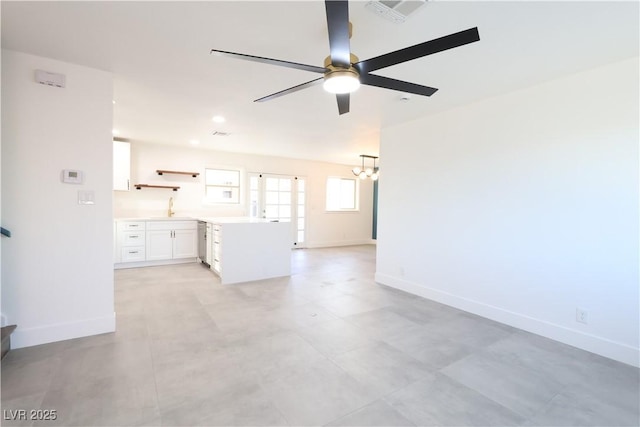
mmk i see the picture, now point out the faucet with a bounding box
[168,197,175,217]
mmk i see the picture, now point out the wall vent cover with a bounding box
[365,0,427,23]
[212,131,230,137]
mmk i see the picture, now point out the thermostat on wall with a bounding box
[62,169,83,184]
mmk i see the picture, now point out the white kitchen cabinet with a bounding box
[145,230,173,261]
[211,223,221,275]
[146,221,197,261]
[114,219,197,268]
[205,223,213,266]
[113,140,131,191]
[114,221,146,263]
[174,229,198,259]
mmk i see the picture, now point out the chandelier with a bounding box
[352,155,379,181]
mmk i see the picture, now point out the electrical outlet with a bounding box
[576,308,588,324]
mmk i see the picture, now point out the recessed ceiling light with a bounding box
[189,139,200,145]
[112,129,119,135]
[212,115,226,123]
[112,100,116,104]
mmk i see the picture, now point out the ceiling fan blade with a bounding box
[211,49,327,74]
[324,0,351,68]
[360,74,438,97]
[254,77,324,103]
[336,93,350,115]
[355,27,480,74]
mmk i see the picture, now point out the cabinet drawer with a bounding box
[120,221,146,231]
[122,231,145,246]
[121,246,146,262]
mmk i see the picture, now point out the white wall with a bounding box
[376,57,639,366]
[1,50,115,348]
[114,143,375,248]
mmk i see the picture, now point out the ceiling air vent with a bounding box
[365,0,427,23]
[212,131,230,137]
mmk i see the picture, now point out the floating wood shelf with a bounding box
[156,170,199,178]
[134,184,180,191]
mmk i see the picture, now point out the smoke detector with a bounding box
[365,0,428,24]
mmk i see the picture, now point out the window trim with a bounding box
[203,167,242,205]
[325,176,360,212]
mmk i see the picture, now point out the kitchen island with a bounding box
[201,217,291,285]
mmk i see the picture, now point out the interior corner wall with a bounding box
[375,57,640,367]
[1,49,115,348]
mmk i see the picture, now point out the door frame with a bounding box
[248,173,307,248]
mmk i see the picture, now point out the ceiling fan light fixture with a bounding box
[323,69,360,94]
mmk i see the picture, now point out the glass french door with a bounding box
[249,173,306,248]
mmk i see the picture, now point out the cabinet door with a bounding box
[146,230,173,261]
[211,225,222,274]
[113,140,131,191]
[173,229,197,259]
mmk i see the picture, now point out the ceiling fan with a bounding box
[211,0,479,115]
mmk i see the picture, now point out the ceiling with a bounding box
[2,1,638,165]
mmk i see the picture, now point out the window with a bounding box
[205,168,240,204]
[326,177,358,211]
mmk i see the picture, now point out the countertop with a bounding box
[115,216,279,224]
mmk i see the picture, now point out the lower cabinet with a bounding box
[146,221,197,261]
[145,230,173,261]
[211,224,222,275]
[205,223,213,266]
[115,220,197,268]
[115,221,146,263]
[174,229,198,259]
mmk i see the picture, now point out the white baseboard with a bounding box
[305,239,377,249]
[114,257,197,270]
[11,313,116,349]
[375,272,640,368]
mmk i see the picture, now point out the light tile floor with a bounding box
[2,245,638,426]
